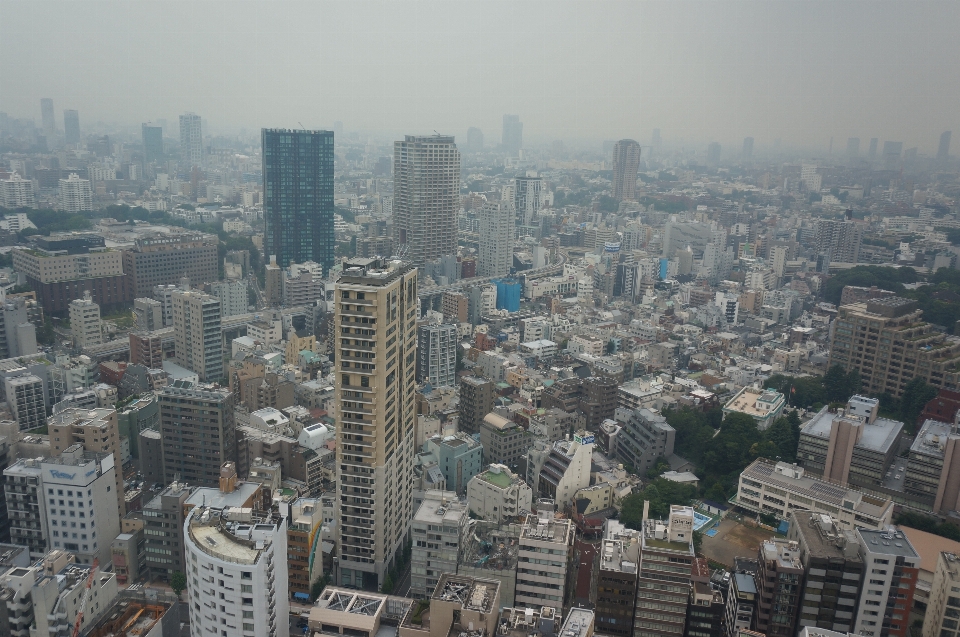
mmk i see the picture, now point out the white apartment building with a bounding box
[58,173,93,212]
[206,279,248,318]
[853,527,919,637]
[4,372,45,431]
[515,506,574,612]
[478,201,514,277]
[736,459,894,530]
[69,292,102,349]
[0,173,36,209]
[529,432,595,507]
[410,490,468,599]
[185,505,289,637]
[40,446,121,566]
[466,464,533,524]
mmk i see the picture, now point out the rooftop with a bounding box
[801,407,903,454]
[857,528,919,558]
[187,507,281,565]
[724,386,785,418]
[414,496,468,526]
[791,511,862,560]
[558,608,594,637]
[911,419,956,459]
[520,513,573,546]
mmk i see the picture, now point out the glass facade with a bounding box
[262,128,335,271]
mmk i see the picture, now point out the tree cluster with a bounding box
[894,511,960,542]
[765,365,861,410]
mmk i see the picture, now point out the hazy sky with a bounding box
[2,0,958,152]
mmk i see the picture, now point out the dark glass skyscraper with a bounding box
[262,128,335,271]
[142,123,163,163]
[64,110,80,145]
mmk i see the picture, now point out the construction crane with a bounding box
[72,558,99,637]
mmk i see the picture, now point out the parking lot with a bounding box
[701,517,781,567]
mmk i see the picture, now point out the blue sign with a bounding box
[49,469,76,480]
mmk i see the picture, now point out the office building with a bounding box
[142,123,163,163]
[41,446,121,566]
[172,288,222,382]
[753,539,803,637]
[128,331,164,369]
[422,433,483,496]
[466,464,532,523]
[595,520,641,637]
[467,126,484,152]
[184,502,288,637]
[902,418,960,513]
[410,490,468,598]
[741,137,754,161]
[502,115,523,153]
[736,459,893,529]
[796,397,903,488]
[3,457,46,557]
[48,407,125,516]
[529,433,595,507]
[131,298,162,333]
[634,506,696,637]
[923,551,960,637]
[615,407,675,477]
[179,112,202,166]
[479,413,533,470]
[847,137,861,158]
[724,569,759,637]
[828,297,960,398]
[123,234,219,298]
[40,98,56,138]
[515,506,573,610]
[459,376,495,435]
[939,131,952,163]
[0,294,37,358]
[393,135,460,266]
[261,129,336,271]
[287,497,323,599]
[612,139,642,201]
[0,172,36,209]
[4,373,45,431]
[515,174,542,226]
[283,261,325,306]
[158,383,235,487]
[308,588,398,637]
[58,173,93,212]
[335,257,418,590]
[882,141,903,170]
[478,202,514,277]
[852,527,919,637]
[140,480,191,582]
[787,511,864,633]
[417,323,458,388]
[686,557,724,637]
[63,109,80,145]
[706,142,721,164]
[814,219,863,264]
[69,292,102,349]
[205,279,248,317]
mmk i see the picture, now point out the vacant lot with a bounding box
[701,517,778,567]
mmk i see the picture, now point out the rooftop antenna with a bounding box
[299,122,306,130]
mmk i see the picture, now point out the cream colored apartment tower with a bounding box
[335,257,418,591]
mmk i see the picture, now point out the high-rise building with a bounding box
[634,506,695,636]
[141,480,190,581]
[852,527,918,637]
[615,407,676,476]
[335,258,418,590]
[123,234,219,298]
[184,499,288,637]
[515,173,543,226]
[741,137,754,161]
[882,141,903,170]
[63,110,80,145]
[179,112,202,166]
[706,142,722,164]
[158,383,236,487]
[57,173,93,212]
[923,551,960,637]
[40,98,56,138]
[0,172,37,209]
[753,538,803,637]
[417,323,458,388]
[828,297,960,398]
[142,123,163,164]
[3,457,46,557]
[478,201,514,277]
[502,115,523,153]
[847,137,861,157]
[287,497,323,598]
[651,128,662,155]
[814,219,863,264]
[787,511,863,634]
[69,292,102,349]
[133,297,163,331]
[261,129,335,271]
[393,135,460,266]
[686,557,725,637]
[613,139,640,201]
[0,293,37,359]
[515,505,573,610]
[205,279,248,317]
[459,375,495,435]
[41,446,122,566]
[595,520,640,637]
[48,407,126,516]
[467,127,484,152]
[410,490,467,598]
[5,373,45,431]
[868,137,879,159]
[939,131,952,163]
[172,288,222,382]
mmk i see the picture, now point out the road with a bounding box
[394,561,412,597]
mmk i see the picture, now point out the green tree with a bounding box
[765,412,800,462]
[310,575,330,602]
[170,570,187,599]
[900,377,938,431]
[693,530,703,555]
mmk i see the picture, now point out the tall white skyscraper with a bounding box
[393,135,460,266]
[69,291,102,349]
[514,173,542,226]
[478,201,514,277]
[172,288,223,381]
[179,112,202,166]
[612,140,641,201]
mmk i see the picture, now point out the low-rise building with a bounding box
[529,431,595,508]
[479,412,533,469]
[515,506,574,611]
[615,407,675,476]
[722,386,786,430]
[735,459,894,530]
[422,433,483,495]
[466,464,532,523]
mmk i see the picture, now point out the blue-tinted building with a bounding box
[421,433,483,495]
[262,129,335,271]
[493,278,521,312]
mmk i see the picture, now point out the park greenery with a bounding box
[894,511,960,542]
